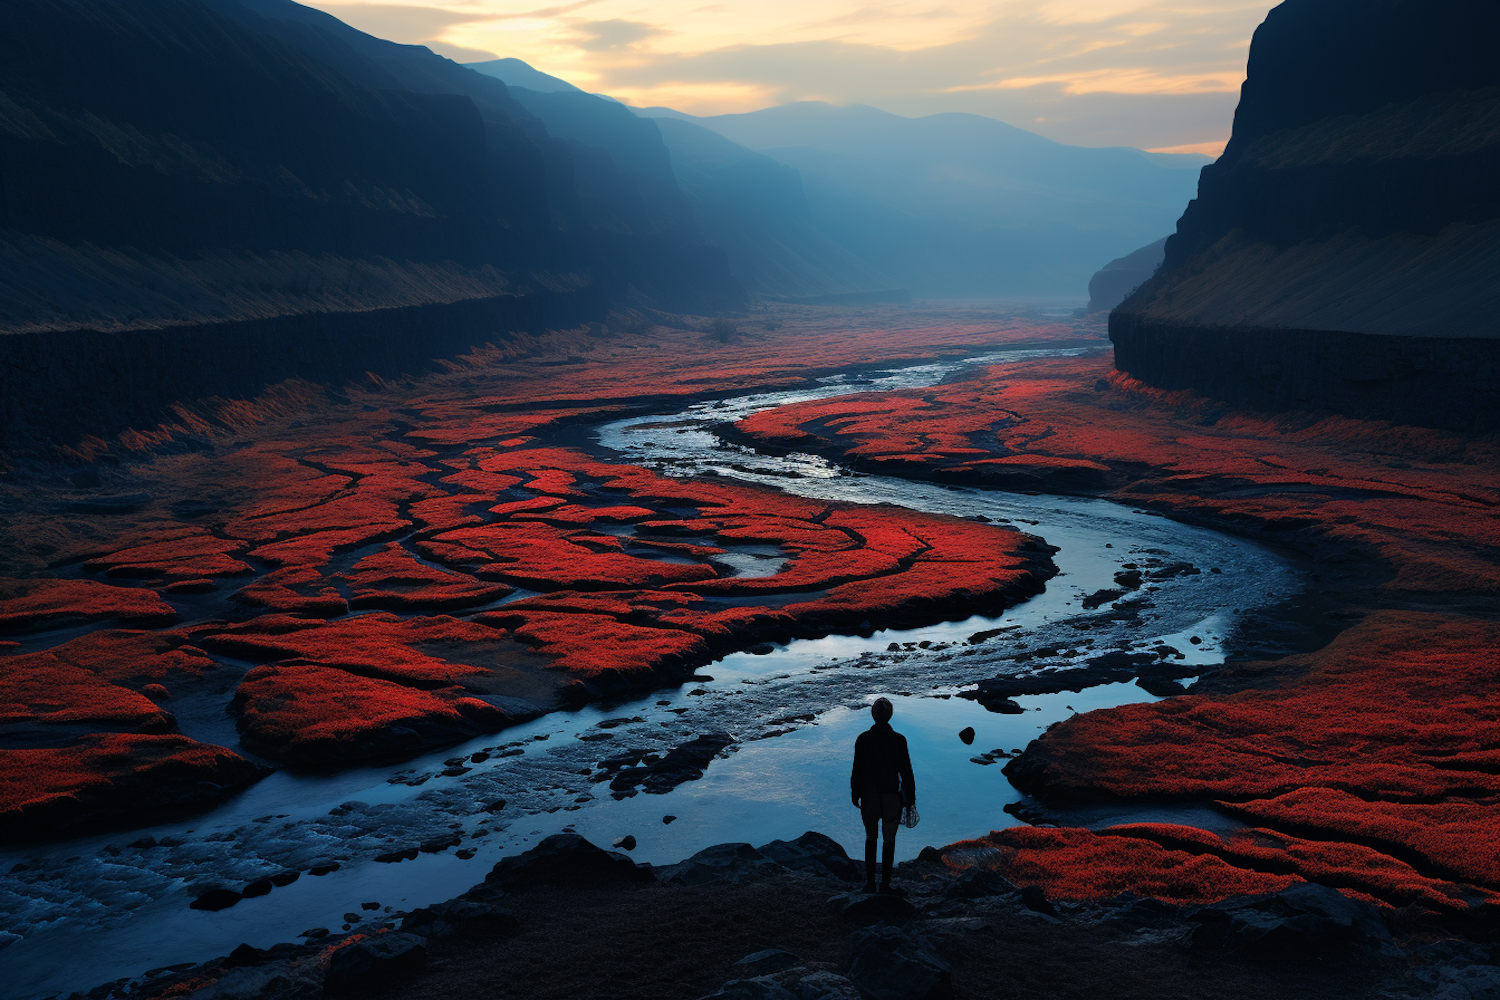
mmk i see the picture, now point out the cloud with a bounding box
[300,1,1275,149]
[423,39,503,61]
[307,2,488,40]
[570,19,661,52]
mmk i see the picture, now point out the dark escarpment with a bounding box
[0,0,741,446]
[1111,0,1500,430]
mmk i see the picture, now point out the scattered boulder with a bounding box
[607,732,734,795]
[613,835,637,851]
[323,933,427,995]
[757,831,860,883]
[1020,884,1060,918]
[846,925,952,1000]
[958,727,975,745]
[1190,883,1392,953]
[401,899,515,939]
[190,888,242,912]
[241,879,273,898]
[1419,963,1500,1000]
[942,867,1019,901]
[485,834,652,889]
[795,971,863,1000]
[842,892,917,926]
[1101,894,1182,932]
[661,843,785,886]
[419,834,460,854]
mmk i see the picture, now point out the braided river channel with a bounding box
[1,347,1302,998]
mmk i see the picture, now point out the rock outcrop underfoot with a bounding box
[99,833,1499,1000]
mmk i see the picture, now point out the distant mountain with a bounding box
[468,58,582,94]
[638,102,1208,297]
[471,59,899,299]
[1112,0,1500,429]
[649,117,897,300]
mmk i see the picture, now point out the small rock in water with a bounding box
[663,815,676,824]
[420,834,461,853]
[241,879,273,898]
[613,835,637,851]
[746,642,776,655]
[958,727,975,745]
[361,901,381,911]
[309,863,340,876]
[270,871,300,887]
[189,888,241,912]
[300,928,328,939]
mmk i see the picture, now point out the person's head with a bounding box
[871,697,893,723]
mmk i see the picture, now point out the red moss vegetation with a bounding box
[1007,611,1500,892]
[230,662,509,765]
[949,825,1299,905]
[0,733,265,841]
[953,822,1498,911]
[0,314,1076,827]
[734,353,1500,592]
[0,578,176,631]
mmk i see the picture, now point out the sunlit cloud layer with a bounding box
[306,1,1278,152]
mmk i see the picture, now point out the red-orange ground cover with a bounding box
[0,733,265,840]
[735,354,1500,592]
[951,822,1497,911]
[0,578,177,631]
[1,310,1073,830]
[735,349,1500,909]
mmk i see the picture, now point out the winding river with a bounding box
[0,348,1301,999]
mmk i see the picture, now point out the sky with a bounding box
[302,1,1280,154]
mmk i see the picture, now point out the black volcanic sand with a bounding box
[115,836,1491,1000]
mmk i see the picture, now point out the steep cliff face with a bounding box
[0,0,741,446]
[0,0,741,334]
[1111,0,1500,429]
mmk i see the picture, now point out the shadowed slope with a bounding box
[1112,0,1500,428]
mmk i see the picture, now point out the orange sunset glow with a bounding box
[303,0,1279,152]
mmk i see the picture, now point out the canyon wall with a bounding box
[1110,0,1500,430]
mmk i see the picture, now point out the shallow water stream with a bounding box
[0,348,1301,999]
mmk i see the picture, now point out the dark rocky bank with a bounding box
[96,833,1500,1000]
[1111,0,1500,430]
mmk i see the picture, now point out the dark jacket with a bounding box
[851,721,915,806]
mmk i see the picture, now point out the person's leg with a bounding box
[880,794,900,890]
[861,808,879,893]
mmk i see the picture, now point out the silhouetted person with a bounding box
[850,697,915,894]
